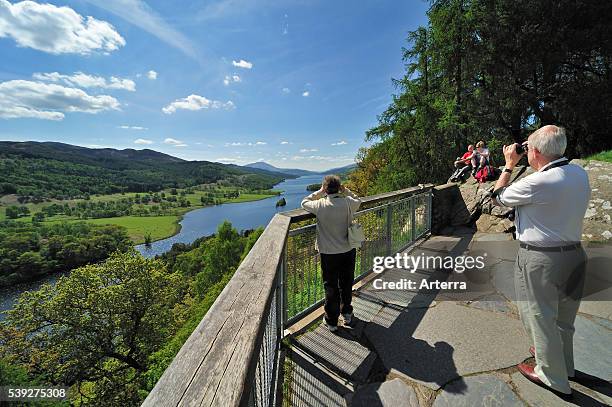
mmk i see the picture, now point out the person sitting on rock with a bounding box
[472,140,490,176]
[449,145,474,182]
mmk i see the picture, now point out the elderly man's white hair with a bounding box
[528,125,567,158]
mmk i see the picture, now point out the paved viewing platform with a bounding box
[283,227,612,407]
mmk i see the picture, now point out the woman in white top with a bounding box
[472,140,490,175]
[301,175,362,332]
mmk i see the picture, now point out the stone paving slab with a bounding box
[574,315,612,381]
[472,232,515,242]
[360,268,440,308]
[295,325,377,383]
[468,240,520,262]
[579,302,612,321]
[416,235,469,253]
[348,378,420,407]
[510,372,612,407]
[462,293,517,315]
[364,302,530,390]
[491,260,517,301]
[433,374,523,407]
[433,269,497,302]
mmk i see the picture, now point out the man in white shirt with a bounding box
[492,125,590,397]
[301,175,362,332]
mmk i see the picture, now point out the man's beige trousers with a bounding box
[514,246,587,394]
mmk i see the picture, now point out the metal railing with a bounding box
[284,190,432,327]
[143,184,433,407]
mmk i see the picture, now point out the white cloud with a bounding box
[81,0,197,59]
[223,74,241,85]
[299,148,318,153]
[164,137,187,147]
[119,125,147,130]
[0,0,125,55]
[0,79,120,120]
[162,94,235,114]
[224,141,267,147]
[292,155,352,162]
[302,91,310,97]
[134,138,153,144]
[282,87,290,94]
[232,59,253,69]
[33,72,135,91]
[332,140,348,146]
[215,157,241,163]
[147,70,157,80]
[280,141,290,145]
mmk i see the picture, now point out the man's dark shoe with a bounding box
[517,363,573,400]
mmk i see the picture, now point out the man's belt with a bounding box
[519,242,581,252]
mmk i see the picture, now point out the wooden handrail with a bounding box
[142,214,290,407]
[280,183,434,223]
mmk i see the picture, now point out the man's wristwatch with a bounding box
[503,167,513,173]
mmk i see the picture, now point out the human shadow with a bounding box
[571,370,612,398]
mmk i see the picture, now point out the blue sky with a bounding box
[0,0,429,171]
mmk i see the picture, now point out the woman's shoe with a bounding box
[324,320,338,332]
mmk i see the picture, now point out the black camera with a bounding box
[515,143,525,154]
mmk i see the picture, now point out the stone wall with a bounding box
[431,183,471,234]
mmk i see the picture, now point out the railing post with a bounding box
[386,203,393,255]
[411,196,416,242]
[427,190,433,232]
[281,245,287,333]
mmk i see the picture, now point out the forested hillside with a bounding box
[0,222,261,406]
[349,0,612,195]
[0,142,291,200]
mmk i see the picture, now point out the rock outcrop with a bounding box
[453,159,612,242]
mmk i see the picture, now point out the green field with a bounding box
[0,189,279,243]
[84,216,180,244]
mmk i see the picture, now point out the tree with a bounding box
[351,0,612,194]
[0,251,185,406]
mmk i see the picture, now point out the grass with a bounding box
[585,150,612,163]
[1,188,280,244]
[76,216,180,244]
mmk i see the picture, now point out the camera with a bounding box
[515,143,525,154]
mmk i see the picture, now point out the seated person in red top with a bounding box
[449,145,474,183]
[455,145,474,168]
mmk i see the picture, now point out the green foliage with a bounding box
[586,150,612,163]
[0,215,263,405]
[143,273,232,389]
[306,183,322,191]
[5,205,29,219]
[0,142,288,200]
[0,221,131,286]
[351,0,612,194]
[0,251,185,406]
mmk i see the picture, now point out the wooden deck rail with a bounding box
[142,184,434,407]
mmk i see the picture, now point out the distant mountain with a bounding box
[0,141,294,199]
[244,162,316,177]
[0,141,184,169]
[244,161,357,177]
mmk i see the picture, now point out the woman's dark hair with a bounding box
[322,175,341,194]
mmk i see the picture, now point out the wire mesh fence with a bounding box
[247,265,282,407]
[284,191,432,326]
